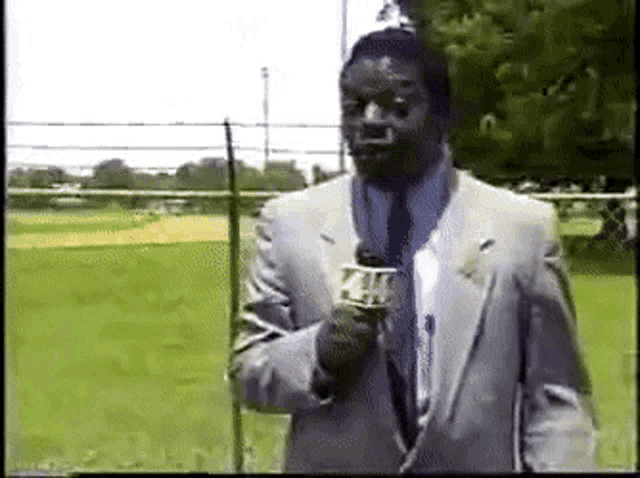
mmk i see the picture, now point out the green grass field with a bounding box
[6,210,162,236]
[5,212,637,473]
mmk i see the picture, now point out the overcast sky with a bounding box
[6,0,398,182]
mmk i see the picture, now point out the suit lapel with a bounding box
[401,171,499,470]
[441,243,497,423]
[319,174,360,304]
[412,171,498,442]
[318,171,500,462]
[318,174,409,454]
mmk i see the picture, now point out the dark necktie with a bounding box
[386,190,410,267]
[385,191,419,447]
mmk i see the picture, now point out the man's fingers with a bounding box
[316,305,381,377]
[348,320,376,338]
[334,304,386,324]
[329,319,374,339]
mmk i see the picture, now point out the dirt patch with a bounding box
[7,216,250,249]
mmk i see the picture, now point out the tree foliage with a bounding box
[93,159,135,189]
[380,0,635,180]
[8,168,31,188]
[10,166,69,188]
[9,157,307,194]
[262,161,307,191]
[174,158,307,191]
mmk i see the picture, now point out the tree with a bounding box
[154,172,177,190]
[93,159,134,189]
[238,164,266,191]
[177,157,281,192]
[383,0,634,181]
[176,161,199,189]
[8,168,30,188]
[197,157,228,190]
[177,157,229,190]
[132,172,158,190]
[381,0,635,242]
[26,166,68,188]
[263,161,306,191]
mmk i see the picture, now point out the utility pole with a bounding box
[339,0,348,174]
[261,67,269,170]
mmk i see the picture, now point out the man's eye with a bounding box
[394,97,409,118]
[343,99,364,115]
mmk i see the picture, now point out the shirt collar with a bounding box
[406,141,451,215]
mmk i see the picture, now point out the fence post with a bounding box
[225,118,243,472]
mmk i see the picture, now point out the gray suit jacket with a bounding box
[230,168,599,473]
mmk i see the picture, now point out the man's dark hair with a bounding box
[342,27,451,119]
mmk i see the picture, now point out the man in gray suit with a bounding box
[229,27,598,473]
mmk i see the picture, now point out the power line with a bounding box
[7,121,223,127]
[5,120,341,128]
[7,162,180,171]
[6,144,341,154]
[7,144,227,151]
[6,187,280,199]
[270,148,340,154]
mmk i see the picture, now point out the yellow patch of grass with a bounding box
[7,216,255,249]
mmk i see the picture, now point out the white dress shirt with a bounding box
[352,143,452,421]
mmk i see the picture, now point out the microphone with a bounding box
[355,242,387,267]
[339,242,397,310]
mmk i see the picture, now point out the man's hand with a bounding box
[316,304,384,378]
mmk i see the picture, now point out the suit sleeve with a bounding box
[519,207,600,472]
[228,200,334,413]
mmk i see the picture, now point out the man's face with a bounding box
[340,55,440,183]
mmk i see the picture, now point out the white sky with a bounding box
[6,0,397,183]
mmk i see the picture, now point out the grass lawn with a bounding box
[5,216,637,473]
[571,273,637,470]
[6,211,257,243]
[560,215,636,238]
[6,240,289,473]
[6,210,163,236]
[560,216,603,237]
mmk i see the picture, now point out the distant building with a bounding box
[50,197,88,207]
[148,199,188,215]
[50,183,86,207]
[52,182,82,191]
[516,180,540,193]
[312,164,341,186]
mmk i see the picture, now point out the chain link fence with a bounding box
[6,183,637,472]
[7,180,637,242]
[530,191,637,251]
[6,117,636,471]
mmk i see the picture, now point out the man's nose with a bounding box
[364,102,384,122]
[359,101,393,143]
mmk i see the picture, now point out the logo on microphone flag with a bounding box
[339,264,397,309]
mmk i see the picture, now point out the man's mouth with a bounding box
[355,127,395,145]
[352,149,393,163]
[348,126,397,164]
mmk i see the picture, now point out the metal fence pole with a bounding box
[225,118,244,472]
[338,0,348,174]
